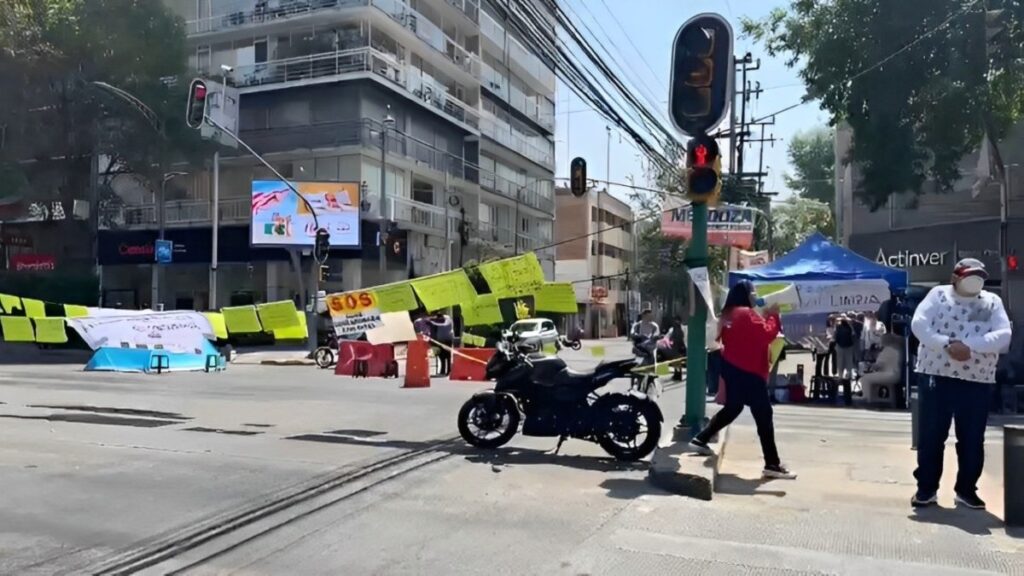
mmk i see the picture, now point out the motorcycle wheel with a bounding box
[597,396,662,461]
[314,347,335,369]
[570,340,582,351]
[457,393,520,449]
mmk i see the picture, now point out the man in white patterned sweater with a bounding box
[910,258,1011,510]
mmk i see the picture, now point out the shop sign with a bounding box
[10,254,56,272]
[875,248,947,268]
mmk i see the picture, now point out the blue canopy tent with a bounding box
[729,233,908,289]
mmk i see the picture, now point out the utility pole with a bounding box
[599,125,610,338]
[379,107,395,278]
[735,59,761,175]
[443,169,451,271]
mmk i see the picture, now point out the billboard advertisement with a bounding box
[661,205,756,249]
[251,180,361,247]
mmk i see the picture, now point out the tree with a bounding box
[784,127,834,206]
[742,1,1024,210]
[770,197,834,256]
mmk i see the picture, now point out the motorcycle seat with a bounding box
[551,367,598,388]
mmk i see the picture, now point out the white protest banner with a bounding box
[365,312,417,345]
[333,309,384,337]
[688,267,716,318]
[67,311,214,353]
[785,279,890,314]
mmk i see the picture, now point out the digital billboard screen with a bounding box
[251,180,361,247]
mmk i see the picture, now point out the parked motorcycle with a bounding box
[314,331,340,369]
[457,334,663,461]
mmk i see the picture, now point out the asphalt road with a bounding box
[0,339,674,575]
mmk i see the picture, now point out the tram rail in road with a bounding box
[78,434,463,576]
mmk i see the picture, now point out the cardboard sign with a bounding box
[333,310,384,337]
[326,290,378,316]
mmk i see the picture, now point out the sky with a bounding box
[552,0,830,205]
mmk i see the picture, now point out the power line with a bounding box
[596,0,670,94]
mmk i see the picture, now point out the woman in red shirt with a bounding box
[690,280,796,479]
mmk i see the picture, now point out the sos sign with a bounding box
[327,290,378,315]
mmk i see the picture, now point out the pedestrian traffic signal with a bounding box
[570,157,587,197]
[319,265,331,282]
[685,134,722,203]
[670,14,733,136]
[185,79,209,129]
[314,227,330,262]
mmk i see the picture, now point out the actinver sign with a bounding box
[876,248,947,268]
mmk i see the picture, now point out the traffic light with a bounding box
[318,265,331,282]
[314,227,330,262]
[669,14,733,136]
[685,133,722,203]
[185,79,209,129]
[570,157,587,197]
[1009,254,1019,272]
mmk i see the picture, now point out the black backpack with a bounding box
[835,322,854,348]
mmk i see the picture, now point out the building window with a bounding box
[254,38,268,63]
[591,206,597,222]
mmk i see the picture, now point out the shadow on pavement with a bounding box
[715,473,787,498]
[465,447,648,475]
[599,477,670,499]
[909,506,1006,536]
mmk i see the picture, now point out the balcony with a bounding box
[187,0,368,36]
[481,62,554,133]
[232,48,479,130]
[444,0,479,23]
[100,198,252,230]
[473,221,515,246]
[479,10,555,92]
[478,171,555,214]
[370,0,480,78]
[479,115,554,167]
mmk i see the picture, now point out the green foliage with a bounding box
[770,197,834,256]
[784,127,835,206]
[742,0,1024,210]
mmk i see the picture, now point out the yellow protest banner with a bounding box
[64,304,89,318]
[325,290,378,316]
[373,283,418,313]
[34,318,68,344]
[257,300,300,330]
[0,294,22,314]
[590,345,605,358]
[411,270,477,311]
[22,298,46,318]
[273,311,308,340]
[203,312,229,340]
[462,294,503,326]
[461,332,487,347]
[478,253,545,297]
[1,316,35,342]
[221,305,263,334]
[535,282,578,313]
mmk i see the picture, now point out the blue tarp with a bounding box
[85,340,223,373]
[729,233,908,289]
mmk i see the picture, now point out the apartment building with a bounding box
[96,0,556,309]
[554,187,636,338]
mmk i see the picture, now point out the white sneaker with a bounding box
[689,438,715,456]
[762,464,797,479]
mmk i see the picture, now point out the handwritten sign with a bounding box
[792,280,890,314]
[1,316,34,342]
[326,290,378,316]
[478,253,544,297]
[462,294,503,326]
[22,298,46,318]
[64,304,89,318]
[221,306,263,334]
[411,270,477,312]
[0,293,22,314]
[273,311,308,340]
[535,282,578,313]
[203,312,229,339]
[66,311,214,352]
[257,300,301,330]
[333,310,384,337]
[373,283,418,313]
[34,318,68,344]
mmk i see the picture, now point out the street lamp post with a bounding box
[151,171,188,308]
[379,109,396,277]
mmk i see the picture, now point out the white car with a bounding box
[509,318,560,350]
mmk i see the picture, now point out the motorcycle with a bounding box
[457,333,663,461]
[558,335,583,351]
[314,331,340,369]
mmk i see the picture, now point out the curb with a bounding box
[647,424,730,501]
[257,359,315,366]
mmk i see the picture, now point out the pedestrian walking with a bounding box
[689,280,796,479]
[910,258,1011,510]
[834,314,857,381]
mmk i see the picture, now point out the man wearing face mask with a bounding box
[910,258,1011,510]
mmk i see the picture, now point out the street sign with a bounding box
[154,239,173,264]
[669,13,734,136]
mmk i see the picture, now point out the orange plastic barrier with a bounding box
[403,336,431,388]
[335,341,396,377]
[449,348,495,381]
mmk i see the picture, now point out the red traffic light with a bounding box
[1009,254,1019,271]
[185,78,209,130]
[194,84,207,100]
[694,144,709,166]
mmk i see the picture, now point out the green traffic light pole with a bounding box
[682,199,709,434]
